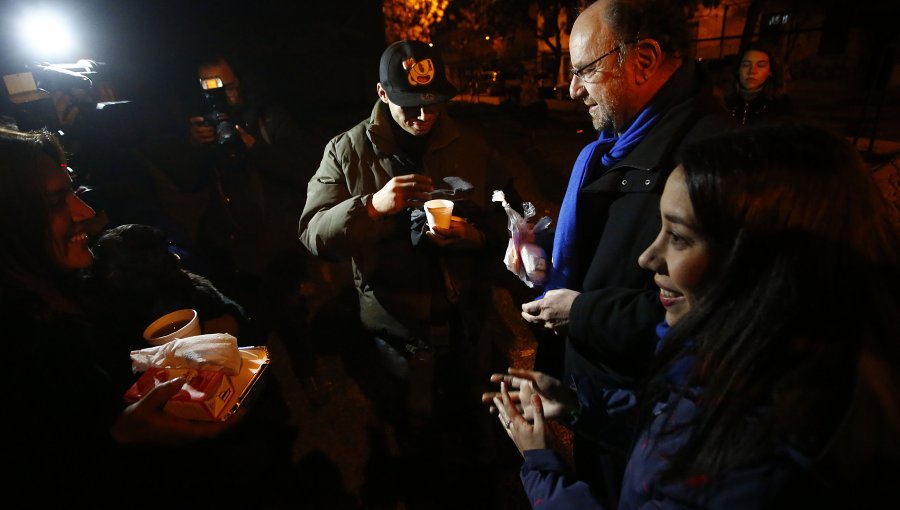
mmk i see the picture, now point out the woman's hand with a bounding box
[482,367,577,421]
[494,381,547,457]
[110,376,245,445]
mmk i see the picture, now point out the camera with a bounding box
[1,59,133,136]
[2,68,67,131]
[2,60,140,216]
[199,77,242,147]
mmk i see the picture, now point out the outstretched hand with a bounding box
[493,381,547,457]
[110,376,245,445]
[482,367,577,421]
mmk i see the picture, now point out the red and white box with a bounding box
[123,346,270,422]
[123,367,235,421]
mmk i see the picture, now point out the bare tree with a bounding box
[383,0,451,43]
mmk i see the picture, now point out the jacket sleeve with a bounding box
[568,286,663,379]
[519,376,641,509]
[298,135,395,259]
[565,111,734,380]
[520,449,607,509]
[568,374,640,455]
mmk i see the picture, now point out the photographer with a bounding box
[178,52,317,367]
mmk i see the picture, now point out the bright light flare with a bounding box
[17,9,77,59]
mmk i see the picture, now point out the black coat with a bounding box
[565,75,734,388]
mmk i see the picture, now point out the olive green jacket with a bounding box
[299,101,515,344]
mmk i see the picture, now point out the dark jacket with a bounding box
[6,286,132,502]
[565,71,733,389]
[724,89,792,126]
[520,326,831,510]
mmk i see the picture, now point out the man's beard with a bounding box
[590,102,617,132]
[589,82,624,133]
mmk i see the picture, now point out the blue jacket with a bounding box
[519,324,818,509]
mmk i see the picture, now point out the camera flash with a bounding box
[200,77,224,90]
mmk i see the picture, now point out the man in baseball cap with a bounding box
[374,39,458,137]
[300,39,519,504]
[378,39,458,109]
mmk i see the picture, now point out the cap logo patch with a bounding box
[406,58,435,87]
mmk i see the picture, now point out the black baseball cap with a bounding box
[379,40,458,108]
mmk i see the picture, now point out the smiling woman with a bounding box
[484,122,900,509]
[637,165,711,327]
[0,125,92,283]
[0,124,297,506]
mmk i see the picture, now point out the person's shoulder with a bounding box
[653,85,734,146]
[437,112,490,147]
[682,112,737,147]
[185,270,247,311]
[769,93,793,113]
[328,116,371,150]
[689,84,738,132]
[722,90,742,109]
[451,120,489,145]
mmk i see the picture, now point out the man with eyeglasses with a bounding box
[515,0,733,506]
[299,39,518,504]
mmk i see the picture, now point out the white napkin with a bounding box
[130,333,242,375]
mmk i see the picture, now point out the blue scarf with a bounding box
[544,60,698,293]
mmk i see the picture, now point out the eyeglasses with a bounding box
[570,47,620,83]
[570,39,640,84]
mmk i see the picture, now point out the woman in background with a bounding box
[725,44,792,125]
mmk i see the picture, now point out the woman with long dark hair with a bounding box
[486,122,900,508]
[724,43,793,125]
[0,126,289,505]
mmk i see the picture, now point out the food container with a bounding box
[123,346,271,421]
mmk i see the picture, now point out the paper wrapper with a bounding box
[130,333,242,375]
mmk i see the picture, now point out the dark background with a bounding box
[0,0,387,124]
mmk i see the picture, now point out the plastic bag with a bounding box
[492,190,552,288]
